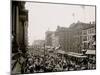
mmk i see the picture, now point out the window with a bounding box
[91,28,95,34]
[82,30,87,35]
[83,36,87,41]
[88,35,91,41]
[88,29,91,34]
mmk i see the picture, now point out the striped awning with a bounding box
[86,50,96,55]
[56,50,66,54]
[67,52,87,58]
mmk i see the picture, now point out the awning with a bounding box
[67,54,87,58]
[67,52,87,58]
[45,46,51,49]
[67,52,83,56]
[56,50,66,54]
[86,50,96,55]
[48,49,53,51]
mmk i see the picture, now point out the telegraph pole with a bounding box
[44,43,46,58]
[43,43,46,70]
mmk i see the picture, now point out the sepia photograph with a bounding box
[11,0,96,74]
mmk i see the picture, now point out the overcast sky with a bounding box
[25,2,95,45]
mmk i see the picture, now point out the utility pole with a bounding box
[43,43,46,69]
[44,43,46,57]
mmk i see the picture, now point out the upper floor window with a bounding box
[91,28,95,34]
[82,30,87,35]
[88,28,95,34]
[82,36,87,41]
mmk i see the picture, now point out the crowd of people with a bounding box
[19,52,96,74]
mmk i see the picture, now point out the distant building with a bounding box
[33,40,45,48]
[45,21,96,53]
[82,22,96,50]
[45,31,53,46]
[69,21,83,53]
[55,23,83,53]
[51,32,59,48]
[55,26,71,52]
[54,21,96,53]
[45,24,83,53]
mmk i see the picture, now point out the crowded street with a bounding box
[18,48,96,74]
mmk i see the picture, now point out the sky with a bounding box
[25,2,95,45]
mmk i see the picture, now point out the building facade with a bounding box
[69,22,83,53]
[12,1,28,53]
[33,40,45,48]
[55,26,70,52]
[45,21,96,54]
[82,22,96,65]
[51,32,59,48]
[45,31,53,46]
[12,1,28,73]
[82,22,96,50]
[55,23,83,53]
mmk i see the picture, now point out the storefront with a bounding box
[86,50,96,69]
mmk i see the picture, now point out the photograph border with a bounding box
[11,0,96,74]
